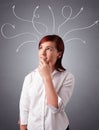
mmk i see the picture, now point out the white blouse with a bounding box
[19,68,75,130]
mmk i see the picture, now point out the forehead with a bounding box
[40,41,56,47]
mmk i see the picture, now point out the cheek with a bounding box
[38,51,43,58]
[47,53,58,63]
[47,53,53,59]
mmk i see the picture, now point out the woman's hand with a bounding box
[38,56,58,108]
[38,56,51,79]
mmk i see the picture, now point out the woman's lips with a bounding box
[40,56,47,60]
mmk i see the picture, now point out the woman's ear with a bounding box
[57,52,62,59]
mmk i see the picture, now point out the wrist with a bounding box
[43,75,52,81]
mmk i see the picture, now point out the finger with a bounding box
[40,58,46,65]
[39,59,47,69]
[39,61,44,69]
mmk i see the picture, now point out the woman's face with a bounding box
[38,41,60,67]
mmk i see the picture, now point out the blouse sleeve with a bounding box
[48,72,75,114]
[19,73,31,125]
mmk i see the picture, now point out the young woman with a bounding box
[19,35,75,130]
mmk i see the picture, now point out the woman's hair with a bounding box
[38,34,66,72]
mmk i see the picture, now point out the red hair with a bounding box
[38,35,66,72]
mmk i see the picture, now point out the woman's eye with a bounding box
[39,46,54,51]
[46,47,52,51]
[39,46,42,50]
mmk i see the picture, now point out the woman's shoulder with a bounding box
[24,68,38,80]
[60,69,74,80]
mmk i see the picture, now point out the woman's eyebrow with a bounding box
[40,45,55,48]
[46,46,54,48]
